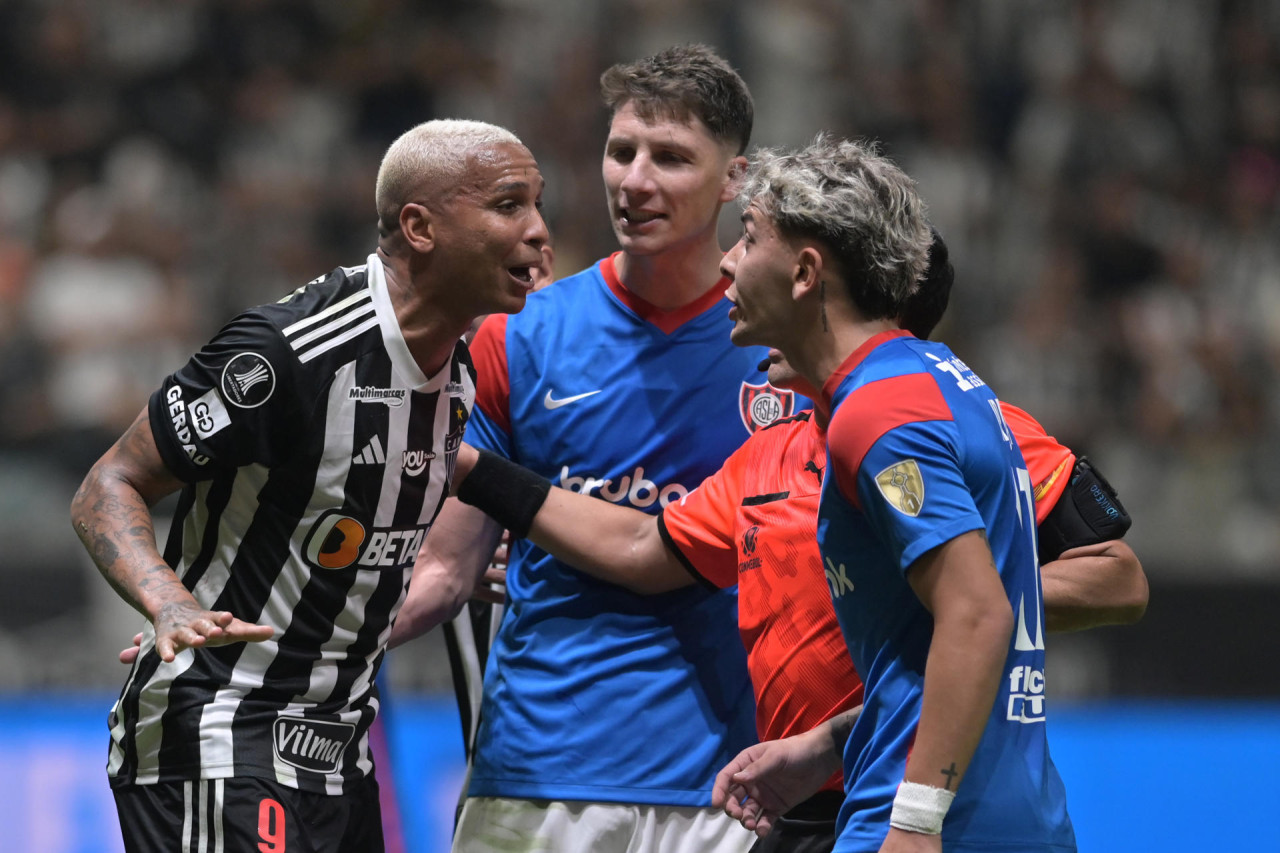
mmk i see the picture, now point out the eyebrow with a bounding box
[493,177,545,195]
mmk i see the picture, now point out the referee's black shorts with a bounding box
[113,775,384,853]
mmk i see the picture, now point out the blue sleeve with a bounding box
[463,404,512,460]
[857,420,986,574]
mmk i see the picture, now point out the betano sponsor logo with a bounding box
[301,510,428,570]
[558,465,688,508]
[272,717,355,774]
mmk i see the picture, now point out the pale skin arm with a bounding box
[446,443,696,596]
[1042,539,1147,633]
[712,705,861,838]
[71,407,274,663]
[388,496,504,649]
[878,529,1014,853]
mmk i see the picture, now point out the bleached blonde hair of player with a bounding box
[375,119,524,235]
[740,134,931,320]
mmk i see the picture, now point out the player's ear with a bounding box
[721,155,749,203]
[399,203,435,254]
[793,245,824,302]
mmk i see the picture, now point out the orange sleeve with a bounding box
[659,439,753,589]
[1002,402,1076,525]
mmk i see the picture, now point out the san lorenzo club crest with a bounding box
[739,381,795,434]
[875,459,925,517]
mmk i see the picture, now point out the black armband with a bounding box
[1037,456,1132,564]
[455,450,552,539]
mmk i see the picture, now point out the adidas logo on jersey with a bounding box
[272,717,355,774]
[352,436,386,465]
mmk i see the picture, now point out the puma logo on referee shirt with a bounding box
[543,389,602,409]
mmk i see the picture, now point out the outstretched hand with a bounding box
[119,606,274,664]
[711,729,840,837]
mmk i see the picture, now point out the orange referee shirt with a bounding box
[659,402,1073,789]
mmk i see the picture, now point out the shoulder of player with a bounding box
[827,369,955,464]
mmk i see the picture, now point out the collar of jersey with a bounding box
[366,252,454,393]
[599,252,731,335]
[820,328,915,410]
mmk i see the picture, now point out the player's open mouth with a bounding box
[509,266,534,284]
[619,208,663,226]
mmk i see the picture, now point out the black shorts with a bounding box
[113,776,384,853]
[748,789,843,853]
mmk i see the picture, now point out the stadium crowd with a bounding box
[0,0,1277,690]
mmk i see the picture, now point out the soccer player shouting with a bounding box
[708,135,1077,852]
[72,120,548,853]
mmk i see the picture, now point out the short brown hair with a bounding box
[600,44,753,154]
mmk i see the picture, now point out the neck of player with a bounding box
[614,235,727,311]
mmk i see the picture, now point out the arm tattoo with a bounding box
[940,762,960,791]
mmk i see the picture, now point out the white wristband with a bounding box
[889,780,956,835]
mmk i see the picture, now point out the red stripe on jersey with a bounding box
[820,329,915,411]
[471,314,511,435]
[1000,402,1076,524]
[827,373,952,509]
[600,252,731,335]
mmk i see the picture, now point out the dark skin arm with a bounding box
[1042,539,1147,632]
[71,407,273,662]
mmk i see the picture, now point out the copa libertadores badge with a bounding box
[875,459,925,517]
[221,352,276,408]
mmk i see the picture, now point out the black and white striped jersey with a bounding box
[109,253,474,793]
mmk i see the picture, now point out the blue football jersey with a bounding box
[464,254,803,804]
[818,330,1075,852]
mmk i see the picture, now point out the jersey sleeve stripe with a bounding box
[297,316,381,363]
[656,512,721,591]
[471,314,512,435]
[287,302,376,349]
[829,372,952,508]
[281,286,371,336]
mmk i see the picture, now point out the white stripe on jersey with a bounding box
[297,316,381,364]
[190,467,272,781]
[212,779,225,853]
[181,781,193,851]
[288,300,376,351]
[281,287,370,337]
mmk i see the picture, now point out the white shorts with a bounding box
[452,796,757,853]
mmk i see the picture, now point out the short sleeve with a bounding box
[829,408,984,575]
[659,443,752,589]
[148,311,301,482]
[1000,402,1075,524]
[464,315,513,458]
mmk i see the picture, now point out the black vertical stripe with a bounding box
[441,617,474,758]
[346,350,393,513]
[391,389,438,527]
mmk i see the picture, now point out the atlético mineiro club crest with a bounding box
[739,381,796,434]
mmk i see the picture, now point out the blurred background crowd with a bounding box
[1,0,1277,696]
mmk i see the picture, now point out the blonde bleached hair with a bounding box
[741,134,931,320]
[375,119,523,234]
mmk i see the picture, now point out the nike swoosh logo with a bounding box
[543,389,602,409]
